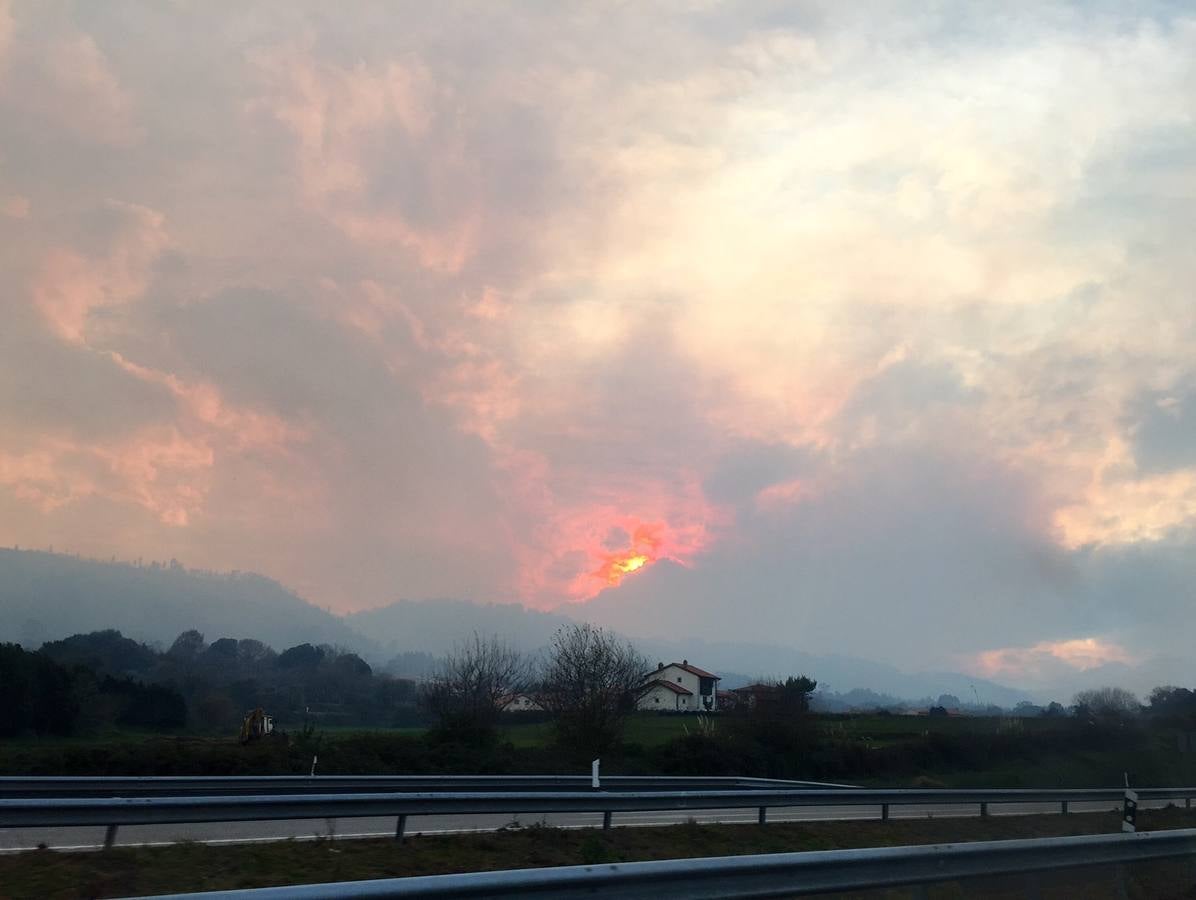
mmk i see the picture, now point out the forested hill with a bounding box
[0,548,366,653]
[0,549,1029,707]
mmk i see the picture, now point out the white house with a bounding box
[635,660,720,712]
[499,693,544,712]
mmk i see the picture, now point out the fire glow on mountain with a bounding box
[589,524,665,590]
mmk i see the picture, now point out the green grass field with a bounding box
[497,713,1065,751]
[8,713,1196,790]
[498,714,695,749]
[818,713,1064,744]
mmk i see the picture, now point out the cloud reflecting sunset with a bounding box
[2,1,1196,682]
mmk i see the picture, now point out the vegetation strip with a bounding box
[4,808,1196,899]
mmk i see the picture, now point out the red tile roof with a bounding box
[733,683,778,694]
[639,678,693,696]
[670,661,720,679]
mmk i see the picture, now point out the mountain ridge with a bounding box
[2,548,1032,704]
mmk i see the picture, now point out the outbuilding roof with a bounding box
[733,682,779,694]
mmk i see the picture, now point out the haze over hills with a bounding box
[0,548,1045,704]
[346,598,575,658]
[0,548,366,654]
[350,598,1031,705]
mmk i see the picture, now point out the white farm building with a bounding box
[635,660,720,712]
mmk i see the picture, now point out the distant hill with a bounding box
[0,548,1031,705]
[0,548,367,653]
[346,598,575,657]
[347,597,1031,706]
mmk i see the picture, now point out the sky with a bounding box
[1,1,1195,690]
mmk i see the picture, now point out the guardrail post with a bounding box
[1187,797,1191,809]
[881,803,890,821]
[758,806,767,825]
[395,814,407,842]
[980,802,989,818]
[603,811,612,830]
[1062,801,1069,814]
[103,824,118,849]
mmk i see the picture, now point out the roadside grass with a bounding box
[5,808,1196,899]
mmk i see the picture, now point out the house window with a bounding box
[677,677,682,683]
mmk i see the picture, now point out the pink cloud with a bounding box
[973,637,1132,679]
[0,427,210,526]
[0,347,307,529]
[99,427,214,526]
[0,445,90,513]
[2,195,28,218]
[251,50,479,272]
[108,354,307,453]
[32,202,168,343]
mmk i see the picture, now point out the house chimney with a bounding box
[683,659,688,666]
[657,662,664,670]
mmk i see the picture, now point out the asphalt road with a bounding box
[1,800,1163,853]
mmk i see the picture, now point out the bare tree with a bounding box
[1073,686,1140,721]
[539,624,647,756]
[420,634,530,742]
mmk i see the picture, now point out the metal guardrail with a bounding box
[126,828,1196,899]
[0,775,843,798]
[4,786,1194,832]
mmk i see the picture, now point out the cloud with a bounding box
[249,50,477,272]
[0,321,175,439]
[704,443,814,508]
[972,638,1133,680]
[585,440,1081,667]
[1127,386,1196,474]
[0,20,139,147]
[0,1,11,71]
[0,426,211,525]
[3,195,28,218]
[2,3,1196,684]
[31,201,168,343]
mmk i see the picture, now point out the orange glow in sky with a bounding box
[578,521,673,595]
[612,554,648,576]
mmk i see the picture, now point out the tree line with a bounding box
[1,628,421,737]
[0,642,185,737]
[419,625,820,759]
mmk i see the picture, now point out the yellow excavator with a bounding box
[239,708,274,743]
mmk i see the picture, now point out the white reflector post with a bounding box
[1122,788,1138,832]
[592,759,600,789]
